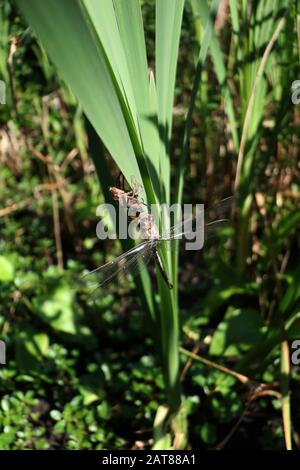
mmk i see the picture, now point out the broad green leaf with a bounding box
[16,0,141,184]
[15,329,49,371]
[82,0,140,133]
[209,307,264,357]
[79,372,106,405]
[200,422,217,445]
[33,286,78,335]
[0,255,14,282]
[97,400,112,420]
[156,0,184,204]
[113,0,161,192]
[200,280,258,316]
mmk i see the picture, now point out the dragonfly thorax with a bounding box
[133,212,159,240]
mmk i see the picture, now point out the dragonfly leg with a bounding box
[153,249,173,289]
[116,172,125,190]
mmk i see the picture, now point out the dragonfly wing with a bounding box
[207,195,234,220]
[160,196,233,243]
[130,175,144,195]
[204,218,230,238]
[204,196,233,240]
[81,240,155,292]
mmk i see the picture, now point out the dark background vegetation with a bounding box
[0,1,300,449]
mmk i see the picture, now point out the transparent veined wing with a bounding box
[204,196,233,240]
[160,196,234,241]
[130,175,144,195]
[81,239,156,293]
[207,196,233,221]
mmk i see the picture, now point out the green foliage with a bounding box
[0,255,14,281]
[209,308,264,357]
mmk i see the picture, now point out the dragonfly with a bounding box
[109,175,150,219]
[82,195,233,293]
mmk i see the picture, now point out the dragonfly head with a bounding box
[109,187,126,201]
